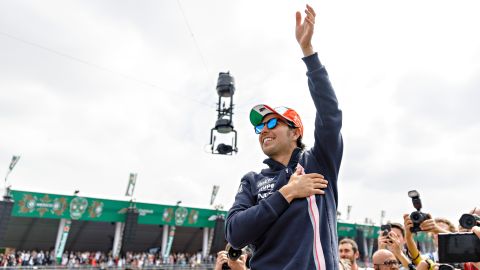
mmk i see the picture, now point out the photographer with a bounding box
[378,223,413,269]
[403,214,443,270]
[424,217,456,262]
[384,230,413,269]
[214,250,247,270]
[378,223,406,250]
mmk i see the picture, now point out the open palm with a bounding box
[295,4,316,51]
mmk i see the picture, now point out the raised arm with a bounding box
[296,4,316,57]
[403,214,423,265]
[297,5,343,199]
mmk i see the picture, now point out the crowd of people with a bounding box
[0,250,216,268]
[2,209,478,270]
[337,207,480,270]
[212,207,480,270]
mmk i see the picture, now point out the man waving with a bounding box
[226,4,343,270]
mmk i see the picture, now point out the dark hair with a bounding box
[287,125,305,150]
[297,137,305,150]
[388,222,405,237]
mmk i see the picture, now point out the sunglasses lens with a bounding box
[255,123,264,134]
[255,118,280,134]
[385,261,399,266]
[267,118,278,129]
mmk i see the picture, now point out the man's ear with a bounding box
[354,251,360,259]
[290,128,301,141]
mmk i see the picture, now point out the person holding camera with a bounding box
[401,214,448,270]
[378,223,406,250]
[422,217,456,262]
[225,4,343,270]
[377,223,414,269]
[214,250,247,270]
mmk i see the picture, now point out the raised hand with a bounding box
[295,4,316,57]
[386,232,402,255]
[403,214,413,235]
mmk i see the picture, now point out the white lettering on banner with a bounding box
[138,209,154,216]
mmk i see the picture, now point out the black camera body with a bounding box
[408,190,428,233]
[459,213,480,229]
[380,224,391,237]
[222,244,243,270]
[438,232,480,263]
[410,210,429,233]
[438,264,462,270]
[227,245,242,260]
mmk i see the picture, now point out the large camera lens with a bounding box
[227,246,242,261]
[410,211,423,223]
[459,214,478,229]
[438,265,454,270]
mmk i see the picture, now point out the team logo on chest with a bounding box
[256,176,277,200]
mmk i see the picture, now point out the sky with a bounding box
[1,0,479,227]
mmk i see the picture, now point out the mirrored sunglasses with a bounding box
[255,118,293,134]
[255,118,278,134]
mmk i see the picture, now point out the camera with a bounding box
[380,224,391,237]
[227,244,242,260]
[459,213,480,230]
[438,264,462,270]
[222,244,244,270]
[438,232,480,263]
[408,190,429,233]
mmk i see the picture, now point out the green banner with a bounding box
[10,190,433,242]
[55,219,71,263]
[337,222,357,238]
[10,190,225,228]
[337,222,379,238]
[163,226,176,259]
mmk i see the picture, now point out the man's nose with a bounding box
[260,125,269,134]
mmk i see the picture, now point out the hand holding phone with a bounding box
[381,224,392,237]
